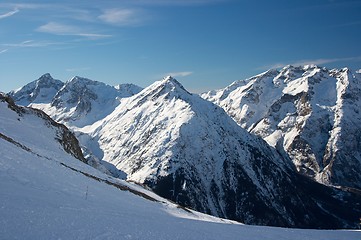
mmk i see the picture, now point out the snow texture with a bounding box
[1,93,360,240]
[7,71,361,229]
[202,65,361,189]
[76,76,361,228]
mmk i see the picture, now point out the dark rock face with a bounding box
[148,145,361,229]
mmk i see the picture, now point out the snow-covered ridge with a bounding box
[9,73,64,106]
[6,70,361,229]
[2,93,360,239]
[202,65,361,190]
[8,73,143,128]
[80,75,361,228]
[0,93,85,162]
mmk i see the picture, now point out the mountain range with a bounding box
[9,73,142,128]
[6,67,361,229]
[202,65,361,190]
[2,92,359,239]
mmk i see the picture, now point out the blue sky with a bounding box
[1,0,361,93]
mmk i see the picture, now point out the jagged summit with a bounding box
[38,72,53,81]
[9,74,64,106]
[202,65,361,190]
[66,75,103,86]
[152,76,191,96]
[8,74,143,128]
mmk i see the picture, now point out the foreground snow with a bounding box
[0,113,359,239]
[1,140,360,240]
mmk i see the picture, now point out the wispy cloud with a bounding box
[0,49,8,54]
[98,8,148,26]
[259,56,361,70]
[166,71,193,77]
[37,22,112,39]
[0,8,19,19]
[2,40,63,48]
[0,3,49,9]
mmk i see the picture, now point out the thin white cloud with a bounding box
[37,22,112,39]
[166,71,193,77]
[2,40,62,48]
[0,49,8,54]
[98,8,147,26]
[0,8,19,19]
[259,56,361,70]
[0,3,48,9]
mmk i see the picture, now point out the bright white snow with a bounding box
[1,90,360,239]
[0,125,359,240]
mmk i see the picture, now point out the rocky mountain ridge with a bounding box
[77,76,361,228]
[2,94,358,240]
[6,70,361,228]
[202,65,361,190]
[9,73,143,128]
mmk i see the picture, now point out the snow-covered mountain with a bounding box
[8,73,64,106]
[202,65,361,190]
[2,93,359,239]
[9,74,143,128]
[80,77,361,228]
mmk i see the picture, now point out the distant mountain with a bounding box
[9,74,143,128]
[9,73,64,106]
[80,76,361,228]
[2,94,358,240]
[202,65,361,190]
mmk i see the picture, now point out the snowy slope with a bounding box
[1,93,360,240]
[80,77,361,228]
[8,74,143,128]
[202,65,361,190]
[0,93,85,162]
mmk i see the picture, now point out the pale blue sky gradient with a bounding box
[1,0,361,93]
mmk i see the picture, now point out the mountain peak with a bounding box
[8,73,63,106]
[38,73,53,81]
[163,75,174,81]
[161,76,191,94]
[67,76,93,85]
[142,76,191,99]
[161,75,184,88]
